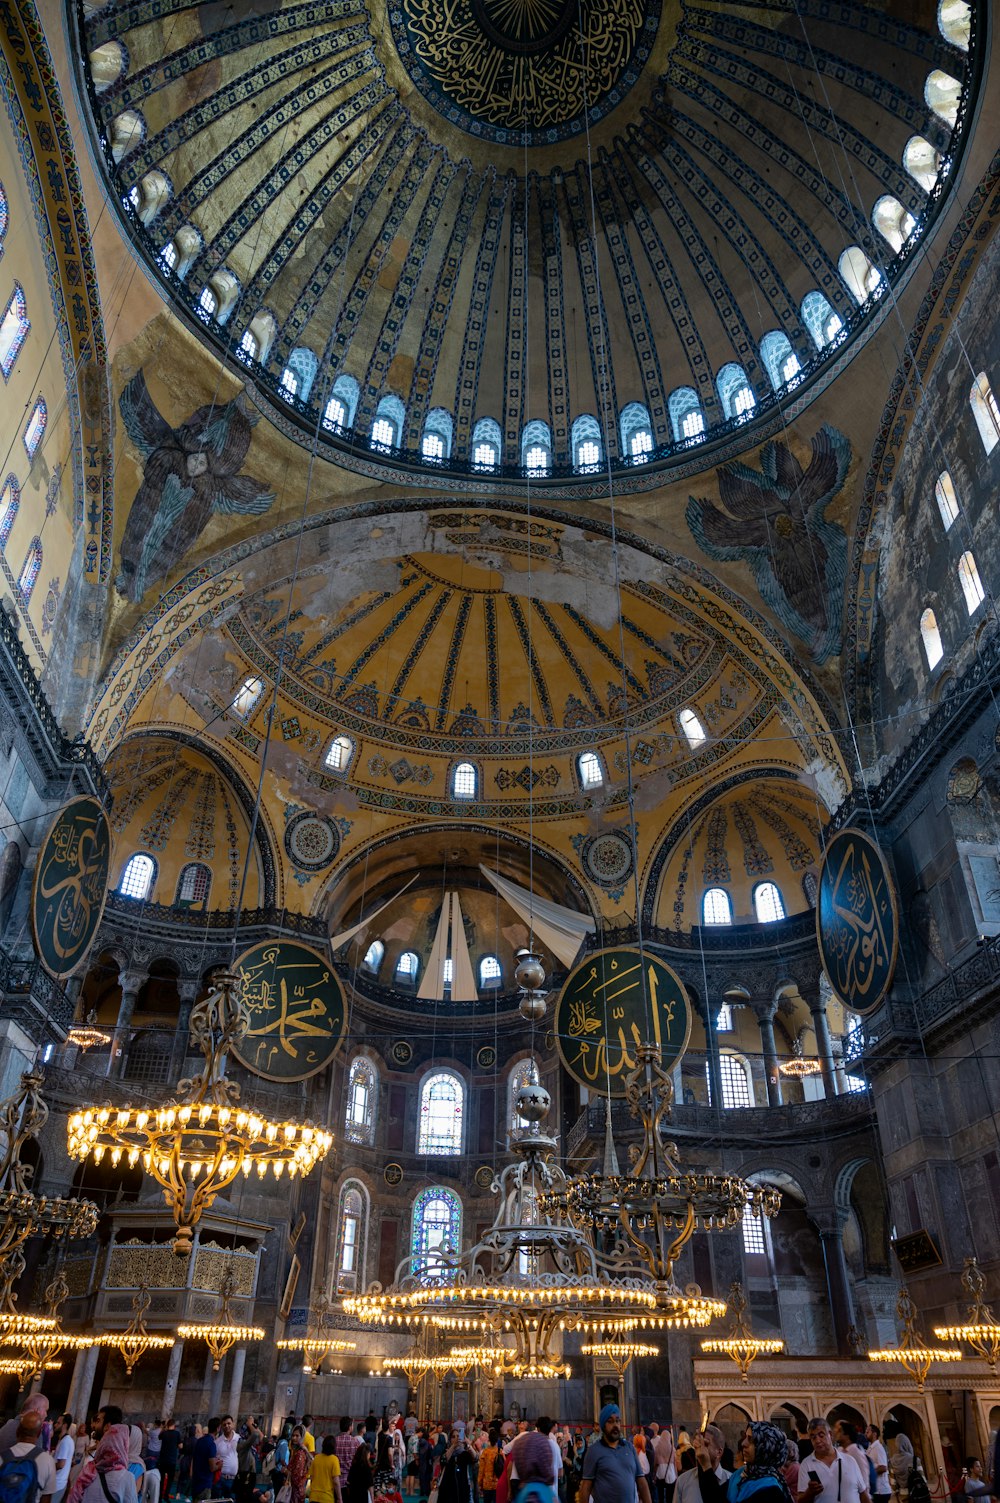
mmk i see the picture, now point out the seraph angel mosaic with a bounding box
[685,423,851,665]
[116,370,275,602]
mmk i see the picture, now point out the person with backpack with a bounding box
[66,1424,137,1503]
[0,1411,57,1503]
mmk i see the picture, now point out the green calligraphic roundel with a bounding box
[817,828,898,1017]
[232,940,347,1081]
[554,947,692,1098]
[31,796,111,980]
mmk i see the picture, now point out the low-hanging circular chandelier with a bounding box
[277,1336,357,1375]
[700,1281,784,1381]
[66,1012,112,1052]
[0,1269,94,1381]
[869,1289,962,1392]
[0,1357,61,1389]
[933,1257,1000,1373]
[580,1340,659,1383]
[777,1041,821,1079]
[68,971,333,1255]
[540,1045,778,1316]
[99,1286,176,1375]
[178,1265,265,1371]
[0,1071,98,1313]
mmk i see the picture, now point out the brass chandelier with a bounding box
[178,1267,265,1371]
[0,1070,98,1314]
[933,1257,1000,1372]
[540,1045,778,1315]
[277,1336,357,1376]
[869,1288,961,1392]
[99,1285,176,1375]
[68,971,333,1255]
[700,1281,784,1381]
[0,1269,93,1381]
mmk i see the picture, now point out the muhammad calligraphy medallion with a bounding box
[554,946,691,1098]
[392,0,658,144]
[31,796,111,979]
[817,828,898,1017]
[232,940,347,1082]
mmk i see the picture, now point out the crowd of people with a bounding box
[0,1397,995,1503]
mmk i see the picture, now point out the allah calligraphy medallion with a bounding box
[817,828,898,1017]
[393,0,658,144]
[554,947,691,1098]
[232,940,347,1081]
[31,796,111,979]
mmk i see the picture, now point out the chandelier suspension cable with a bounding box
[575,20,653,1045]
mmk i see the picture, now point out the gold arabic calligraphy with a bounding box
[236,943,345,1080]
[562,954,680,1086]
[822,835,895,1008]
[35,803,109,966]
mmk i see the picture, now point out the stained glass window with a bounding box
[17,538,41,601]
[176,862,211,906]
[345,1057,377,1145]
[0,476,19,550]
[0,286,28,380]
[418,1071,464,1155]
[411,1186,461,1279]
[23,397,46,459]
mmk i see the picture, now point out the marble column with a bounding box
[162,1338,184,1420]
[167,981,198,1084]
[208,1350,226,1416]
[66,1342,101,1422]
[816,1210,855,1355]
[226,1346,247,1422]
[110,971,142,1078]
[810,1000,838,1098]
[753,1002,783,1106]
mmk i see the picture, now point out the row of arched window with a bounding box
[917,371,999,670]
[703,882,787,927]
[0,476,43,602]
[345,1060,542,1156]
[118,853,213,906]
[361,939,503,993]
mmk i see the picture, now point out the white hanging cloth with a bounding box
[328,875,417,952]
[450,891,477,1001]
[418,894,452,999]
[477,865,595,969]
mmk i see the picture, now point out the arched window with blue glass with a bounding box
[422,408,453,463]
[759,332,801,391]
[0,286,29,382]
[801,292,842,351]
[17,537,41,602]
[472,416,502,470]
[0,476,18,551]
[668,387,705,443]
[717,364,756,421]
[370,393,406,452]
[280,347,319,403]
[620,402,653,462]
[324,373,359,433]
[345,1057,378,1145]
[0,181,7,246]
[411,1187,462,1280]
[521,420,551,476]
[571,414,602,471]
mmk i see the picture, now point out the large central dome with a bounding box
[392,0,660,141]
[80,1,977,476]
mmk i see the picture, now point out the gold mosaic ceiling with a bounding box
[79,0,975,470]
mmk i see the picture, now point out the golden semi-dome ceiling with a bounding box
[78,0,978,474]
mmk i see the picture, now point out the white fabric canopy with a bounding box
[450,891,477,1000]
[417,895,452,999]
[329,875,416,952]
[478,864,594,968]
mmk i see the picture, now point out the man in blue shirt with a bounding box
[579,1407,653,1503]
[192,1417,220,1503]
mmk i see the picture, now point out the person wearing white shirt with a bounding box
[864,1428,891,1498]
[51,1415,76,1503]
[536,1419,563,1491]
[680,1430,729,1503]
[214,1420,240,1497]
[798,1422,870,1503]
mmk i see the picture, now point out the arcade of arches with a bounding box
[0,0,997,1479]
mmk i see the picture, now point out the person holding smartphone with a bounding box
[797,1423,869,1503]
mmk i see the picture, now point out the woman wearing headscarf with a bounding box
[68,1425,139,1503]
[128,1430,147,1486]
[696,1422,793,1503]
[288,1428,312,1503]
[634,1436,651,1479]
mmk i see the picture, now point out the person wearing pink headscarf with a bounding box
[67,1425,138,1503]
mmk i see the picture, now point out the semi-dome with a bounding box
[78,0,978,476]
